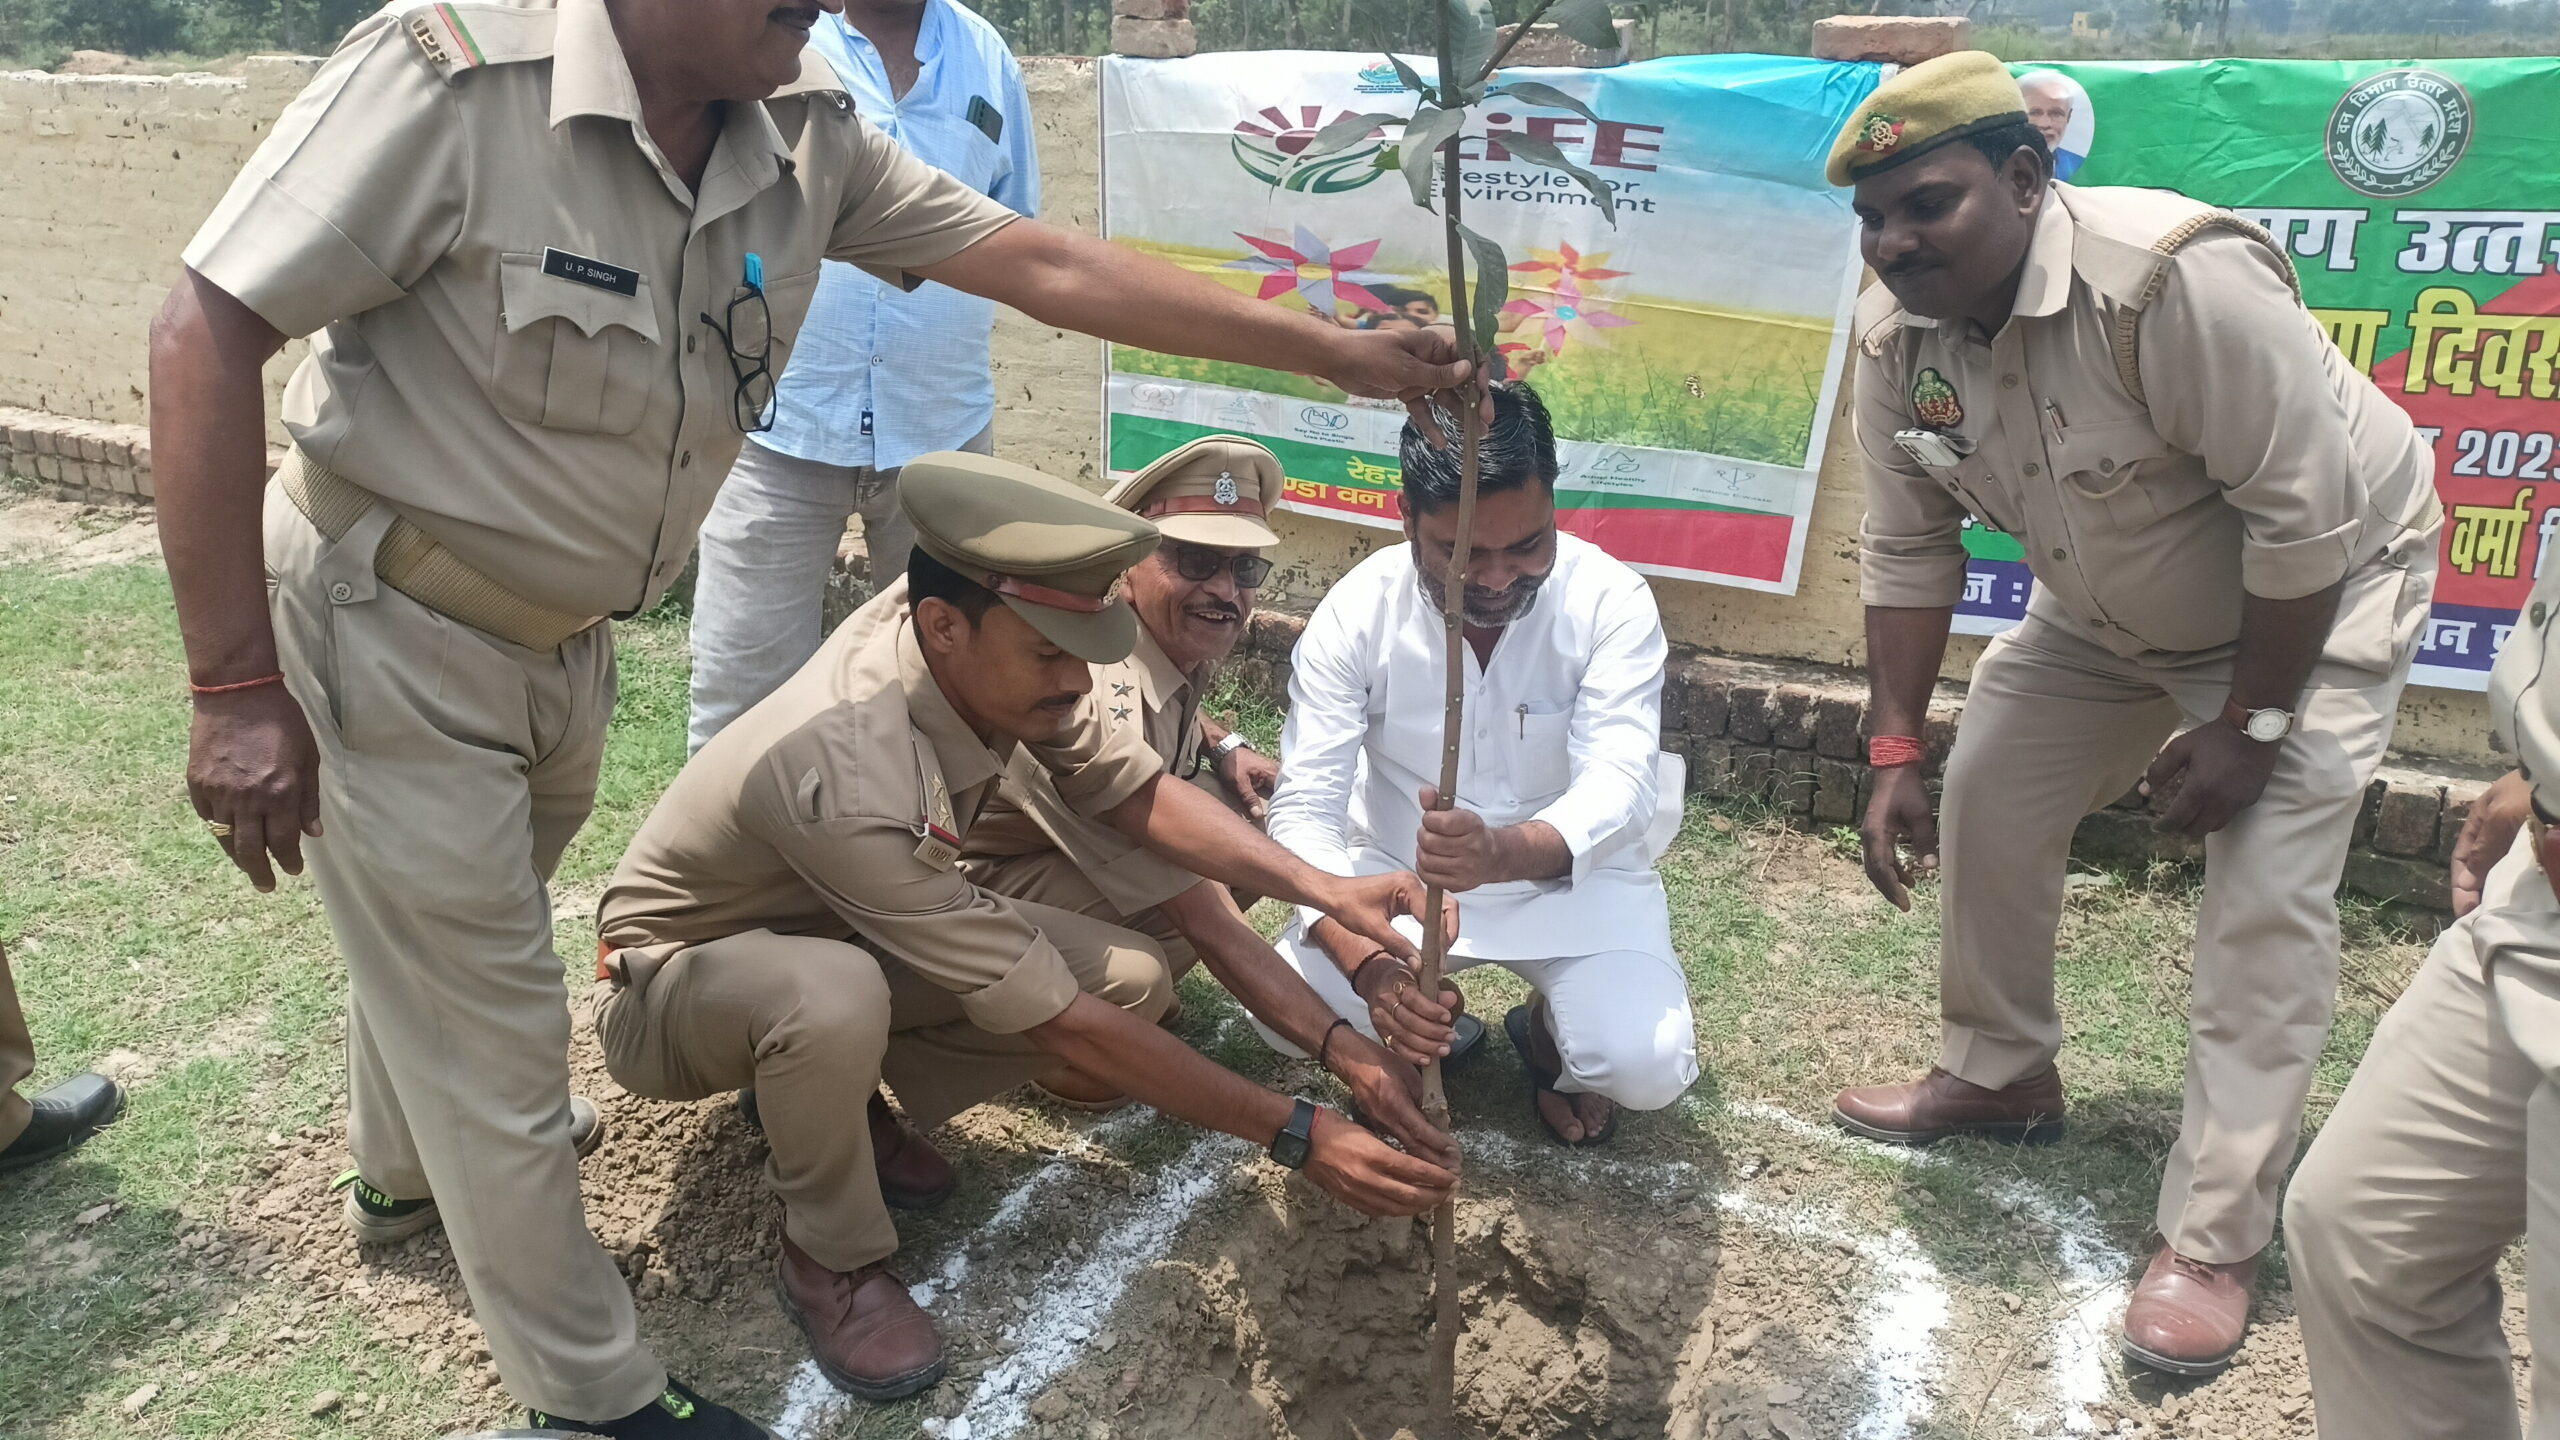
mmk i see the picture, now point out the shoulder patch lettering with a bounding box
[405,2,556,80]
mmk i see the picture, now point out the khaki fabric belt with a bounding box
[280,450,604,651]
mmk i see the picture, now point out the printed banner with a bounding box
[1099,51,1880,594]
[1953,58,2560,690]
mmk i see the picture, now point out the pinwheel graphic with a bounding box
[1502,243,1636,355]
[1225,226,1397,318]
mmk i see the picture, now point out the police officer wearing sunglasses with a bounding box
[956,436,1296,1107]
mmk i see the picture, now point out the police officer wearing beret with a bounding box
[145,2,1468,1433]
[1823,52,2439,1374]
[594,455,1459,1399]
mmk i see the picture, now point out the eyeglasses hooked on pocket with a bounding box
[1894,429,1972,469]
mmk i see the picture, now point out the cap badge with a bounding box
[1857,113,1907,156]
[1911,367,1964,430]
[1213,471,1240,507]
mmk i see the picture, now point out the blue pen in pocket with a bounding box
[745,252,765,290]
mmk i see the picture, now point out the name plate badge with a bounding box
[542,247,641,297]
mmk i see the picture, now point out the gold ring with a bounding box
[205,821,234,839]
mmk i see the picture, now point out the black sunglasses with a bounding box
[1165,542,1271,590]
[699,281,777,434]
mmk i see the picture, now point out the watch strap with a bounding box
[1211,730,1250,758]
[1270,1097,1317,1170]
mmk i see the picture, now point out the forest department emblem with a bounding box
[2326,69,2472,199]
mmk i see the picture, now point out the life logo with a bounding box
[1233,104,1392,193]
[2327,68,2473,199]
[1293,405,1355,444]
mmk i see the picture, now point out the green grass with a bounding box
[0,517,2439,1435]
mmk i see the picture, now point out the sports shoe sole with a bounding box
[2119,1332,2240,1378]
[342,1099,609,1242]
[773,1271,947,1402]
[1830,1107,2066,1148]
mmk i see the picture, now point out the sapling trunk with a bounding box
[1416,6,1488,1429]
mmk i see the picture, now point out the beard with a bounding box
[1417,567,1548,628]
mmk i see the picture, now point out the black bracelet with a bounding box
[1317,1016,1355,1067]
[1348,951,1401,995]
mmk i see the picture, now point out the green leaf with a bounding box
[1544,0,1623,54]
[1488,129,1618,225]
[1455,222,1510,362]
[1442,0,1498,89]
[1398,104,1470,211]
[1485,79,1600,125]
[1373,144,1402,171]
[1292,110,1404,164]
[1387,53,1430,96]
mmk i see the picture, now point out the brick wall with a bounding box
[1226,609,2491,913]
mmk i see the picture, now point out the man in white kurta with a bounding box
[1255,384,1696,1144]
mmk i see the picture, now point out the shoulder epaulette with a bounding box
[404,2,557,81]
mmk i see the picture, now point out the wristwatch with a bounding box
[1210,731,1251,759]
[2222,698,2295,744]
[1269,1097,1317,1170]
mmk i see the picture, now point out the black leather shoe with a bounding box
[528,1376,777,1438]
[0,1072,123,1173]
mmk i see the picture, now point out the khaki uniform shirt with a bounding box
[2494,573,2560,821]
[963,628,1211,915]
[182,0,1019,618]
[598,588,1164,1035]
[1856,183,2435,659]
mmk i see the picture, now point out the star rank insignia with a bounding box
[1213,471,1239,506]
[1113,681,1135,697]
[1112,705,1133,722]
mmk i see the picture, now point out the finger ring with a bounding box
[205,821,234,839]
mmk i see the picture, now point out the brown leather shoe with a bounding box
[870,1092,955,1211]
[1831,1065,2066,1146]
[775,1233,947,1401]
[2121,1243,2259,1376]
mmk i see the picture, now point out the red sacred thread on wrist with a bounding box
[1868,734,1926,769]
[190,673,286,697]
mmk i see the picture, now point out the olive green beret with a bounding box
[899,452,1161,664]
[1826,50,2030,187]
[1102,435,1283,549]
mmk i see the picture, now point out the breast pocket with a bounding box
[2051,417,2203,531]
[1509,701,1575,800]
[493,252,664,436]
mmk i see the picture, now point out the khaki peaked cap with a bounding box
[1827,50,2030,187]
[1103,435,1283,549]
[900,452,1160,664]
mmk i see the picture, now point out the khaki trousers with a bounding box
[0,944,34,1149]
[1939,569,2422,1264]
[2285,832,2557,1440]
[264,490,662,1421]
[593,904,1170,1274]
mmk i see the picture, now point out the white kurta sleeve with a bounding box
[1268,581,1376,935]
[1531,577,1668,886]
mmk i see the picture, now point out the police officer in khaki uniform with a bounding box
[595,456,1458,1399]
[146,1,1467,1432]
[1821,53,2439,1375]
[2284,610,2558,1438]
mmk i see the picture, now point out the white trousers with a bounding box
[1253,917,1698,1112]
[687,427,992,753]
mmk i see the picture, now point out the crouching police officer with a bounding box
[593,457,1459,1398]
[147,2,1466,1433]
[1824,52,2439,1375]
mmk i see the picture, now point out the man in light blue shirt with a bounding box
[688,0,1040,752]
